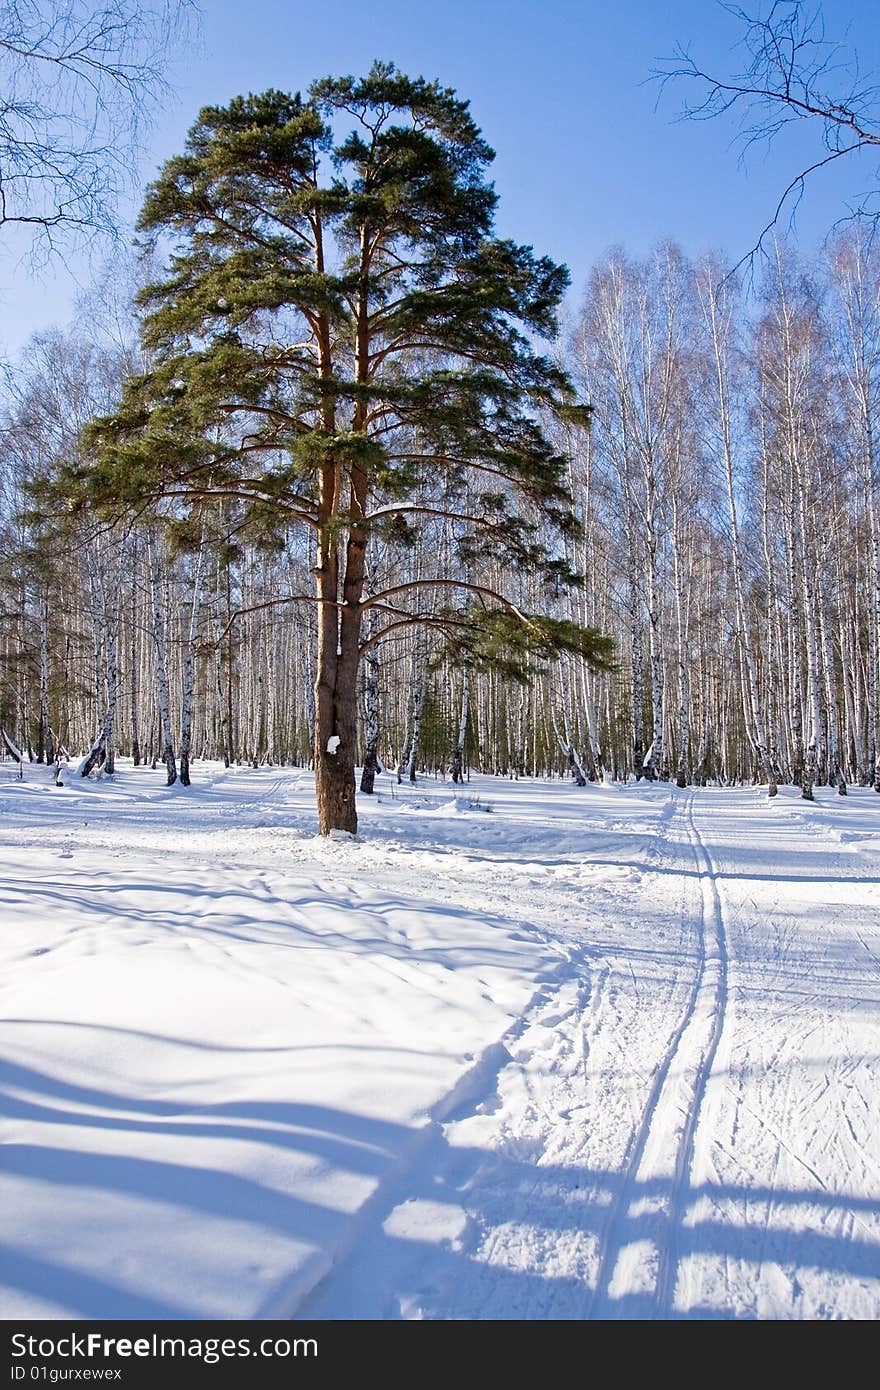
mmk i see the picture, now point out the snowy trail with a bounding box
[306,783,880,1321]
[656,793,731,1313]
[306,786,718,1319]
[1,764,878,1320]
[671,791,880,1319]
[588,792,729,1318]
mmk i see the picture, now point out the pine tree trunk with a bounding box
[314,637,351,832]
[215,651,231,767]
[313,419,368,832]
[224,552,236,764]
[314,573,360,835]
[84,540,119,775]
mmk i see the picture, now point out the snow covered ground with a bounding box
[1,760,878,1320]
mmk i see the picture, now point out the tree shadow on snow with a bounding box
[2,1050,878,1321]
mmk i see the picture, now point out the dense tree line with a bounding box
[570,230,880,797]
[3,224,877,804]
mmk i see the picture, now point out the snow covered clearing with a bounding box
[1,762,878,1320]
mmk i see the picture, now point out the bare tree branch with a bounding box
[655,2,880,268]
[0,1,198,259]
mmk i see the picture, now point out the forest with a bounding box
[2,1,879,1332]
[1,55,879,835]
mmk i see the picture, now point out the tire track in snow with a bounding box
[588,790,728,1319]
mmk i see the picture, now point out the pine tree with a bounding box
[75,65,611,833]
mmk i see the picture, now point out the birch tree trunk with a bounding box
[147,530,178,787]
[404,653,430,785]
[829,229,880,791]
[701,263,777,793]
[360,639,382,794]
[38,588,52,765]
[794,456,824,801]
[450,671,469,783]
[644,507,664,780]
[818,542,846,794]
[129,543,141,766]
[579,667,605,782]
[552,667,588,785]
[179,541,206,788]
[626,503,646,780]
[102,588,118,777]
[671,492,690,788]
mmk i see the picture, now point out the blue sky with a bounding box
[4,0,878,359]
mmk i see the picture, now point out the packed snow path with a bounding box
[1,765,878,1320]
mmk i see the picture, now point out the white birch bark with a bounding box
[551,666,588,785]
[671,491,690,787]
[700,264,777,793]
[147,529,177,787]
[404,652,430,785]
[360,639,382,793]
[38,588,52,765]
[179,540,206,787]
[450,671,469,784]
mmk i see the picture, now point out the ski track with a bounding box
[305,785,727,1321]
[305,781,879,1322]
[2,764,879,1320]
[675,792,880,1320]
[585,791,728,1319]
[658,793,730,1316]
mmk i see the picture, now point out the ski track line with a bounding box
[656,791,730,1317]
[586,790,701,1318]
[285,947,584,1321]
[588,789,729,1320]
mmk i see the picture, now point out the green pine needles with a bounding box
[77,62,612,832]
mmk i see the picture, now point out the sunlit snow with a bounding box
[1,762,878,1320]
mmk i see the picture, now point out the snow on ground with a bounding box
[0,760,878,1320]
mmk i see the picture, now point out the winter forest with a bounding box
[2,0,879,1332]
[3,231,880,812]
